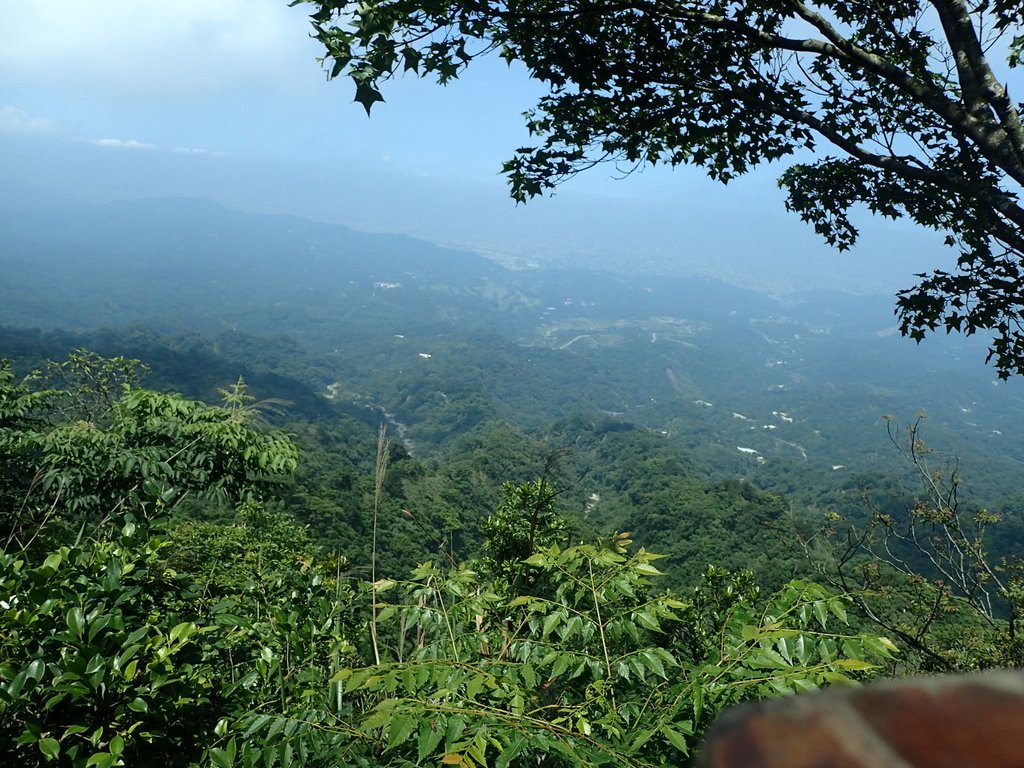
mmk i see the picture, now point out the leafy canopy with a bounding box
[0,354,298,550]
[294,0,1024,375]
[236,536,896,768]
[1,353,902,767]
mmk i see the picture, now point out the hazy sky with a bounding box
[0,1,954,295]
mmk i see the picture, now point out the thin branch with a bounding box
[370,424,390,666]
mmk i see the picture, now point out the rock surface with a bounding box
[698,670,1024,767]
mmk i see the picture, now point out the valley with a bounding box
[4,194,1023,522]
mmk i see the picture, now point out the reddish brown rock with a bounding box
[698,671,1024,767]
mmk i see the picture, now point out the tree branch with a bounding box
[788,0,1024,187]
[929,0,1024,171]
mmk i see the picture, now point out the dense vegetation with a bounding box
[1,351,902,767]
[3,197,1023,765]
[2,334,1021,767]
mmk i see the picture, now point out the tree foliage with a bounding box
[803,418,1024,672]
[1,355,298,550]
[1,352,899,767]
[228,535,894,768]
[296,0,1024,374]
[0,507,359,768]
[1,355,353,767]
[0,519,219,768]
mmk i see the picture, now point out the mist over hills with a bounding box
[2,131,953,294]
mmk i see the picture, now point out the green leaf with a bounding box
[169,621,196,644]
[862,635,899,657]
[38,738,60,761]
[634,561,664,576]
[793,633,807,664]
[639,649,666,679]
[127,697,148,713]
[495,734,525,768]
[832,658,876,671]
[745,648,788,669]
[401,665,416,693]
[66,607,85,639]
[541,611,562,637]
[813,600,828,629]
[828,598,848,624]
[330,668,352,684]
[354,83,384,116]
[662,727,690,755]
[550,653,571,678]
[84,654,105,676]
[388,713,417,750]
[740,624,760,641]
[243,714,272,738]
[777,636,792,664]
[417,720,444,761]
[635,611,660,632]
[6,669,28,698]
[25,659,45,682]
[211,736,237,768]
[466,674,485,700]
[615,660,631,681]
[520,664,536,689]
[791,677,818,693]
[446,715,466,747]
[85,753,116,768]
[821,670,856,685]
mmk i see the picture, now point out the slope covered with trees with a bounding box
[4,185,1024,764]
[0,350,903,767]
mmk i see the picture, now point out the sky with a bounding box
[0,0,955,296]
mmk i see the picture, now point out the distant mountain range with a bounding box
[4,193,1023,506]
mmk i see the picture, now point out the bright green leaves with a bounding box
[37,737,60,761]
[480,479,567,589]
[262,537,897,768]
[0,535,216,767]
[0,510,359,768]
[688,578,897,722]
[1,347,910,766]
[1,353,300,547]
[0,353,331,767]
[0,502,900,768]
[282,538,698,767]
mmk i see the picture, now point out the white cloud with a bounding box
[0,0,320,100]
[0,105,169,152]
[89,138,158,150]
[0,105,60,135]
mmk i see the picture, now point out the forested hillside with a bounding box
[5,196,1024,484]
[3,196,1023,766]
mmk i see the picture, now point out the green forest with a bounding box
[0,341,930,768]
[7,0,1024,764]
[3,194,1024,766]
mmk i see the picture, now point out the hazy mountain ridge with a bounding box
[4,195,1022,504]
